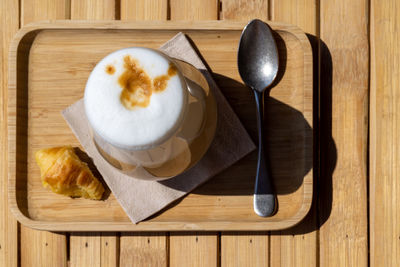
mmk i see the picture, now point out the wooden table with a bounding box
[0,0,398,266]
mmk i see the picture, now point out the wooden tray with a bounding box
[8,21,313,231]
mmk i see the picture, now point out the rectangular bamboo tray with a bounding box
[8,20,313,231]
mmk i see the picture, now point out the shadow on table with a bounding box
[269,35,336,235]
[317,36,336,231]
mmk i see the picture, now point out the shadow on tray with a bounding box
[162,32,312,196]
[160,34,336,233]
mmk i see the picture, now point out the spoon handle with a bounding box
[253,90,276,217]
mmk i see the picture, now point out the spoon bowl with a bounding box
[238,19,279,217]
[238,19,279,92]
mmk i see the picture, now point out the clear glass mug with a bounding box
[85,48,217,181]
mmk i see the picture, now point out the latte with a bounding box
[84,47,188,150]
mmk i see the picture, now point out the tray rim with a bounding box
[8,20,313,231]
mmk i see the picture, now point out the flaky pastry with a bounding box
[35,146,104,200]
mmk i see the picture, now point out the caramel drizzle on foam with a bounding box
[105,64,115,75]
[106,55,177,110]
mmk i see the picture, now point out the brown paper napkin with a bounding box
[62,33,256,223]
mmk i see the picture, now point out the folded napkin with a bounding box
[62,33,256,223]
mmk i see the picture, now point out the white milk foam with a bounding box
[84,48,188,150]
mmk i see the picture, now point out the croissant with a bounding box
[35,146,105,200]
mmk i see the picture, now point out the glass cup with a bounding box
[85,48,217,181]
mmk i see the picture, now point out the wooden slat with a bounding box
[271,0,316,34]
[101,234,120,267]
[219,2,270,266]
[221,233,268,266]
[168,2,220,266]
[170,233,218,267]
[22,0,70,25]
[70,233,119,267]
[20,0,69,266]
[68,2,119,266]
[170,0,219,20]
[370,0,400,266]
[220,0,269,20]
[70,233,101,267]
[120,233,167,266]
[71,0,115,20]
[270,0,318,266]
[117,0,170,261]
[118,1,169,265]
[20,231,67,267]
[121,0,167,20]
[0,0,19,265]
[270,221,317,266]
[319,0,369,266]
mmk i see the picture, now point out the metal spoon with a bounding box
[238,19,279,217]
